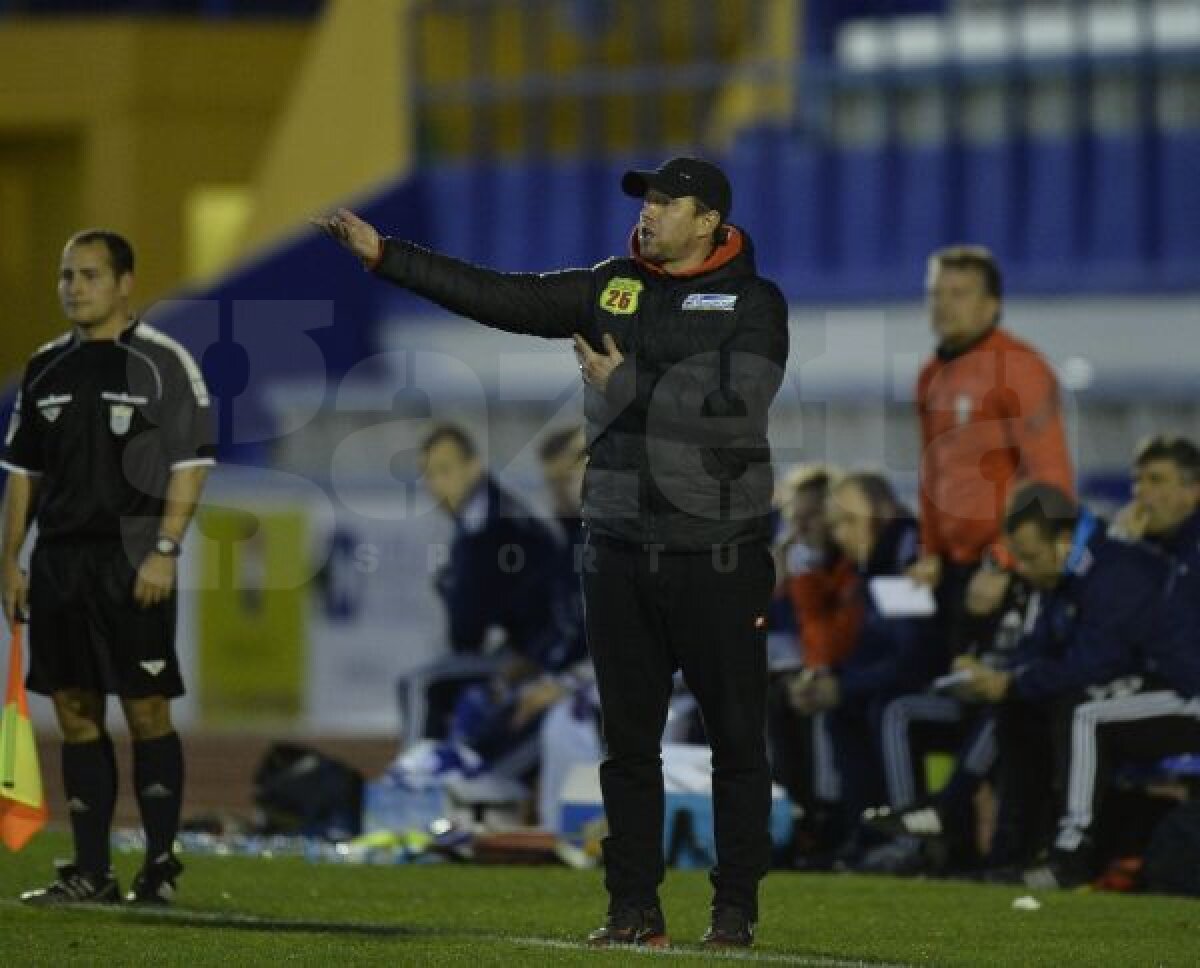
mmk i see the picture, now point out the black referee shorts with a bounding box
[27,541,184,700]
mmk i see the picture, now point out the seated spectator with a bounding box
[766,464,854,857]
[777,464,859,673]
[396,423,579,780]
[1024,437,1200,888]
[789,472,947,865]
[864,574,1035,873]
[952,481,1168,879]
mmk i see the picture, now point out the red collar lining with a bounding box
[631,225,744,278]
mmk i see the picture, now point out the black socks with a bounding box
[62,735,118,878]
[132,732,184,863]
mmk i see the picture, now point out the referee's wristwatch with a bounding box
[153,535,182,558]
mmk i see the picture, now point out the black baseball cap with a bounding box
[621,157,732,221]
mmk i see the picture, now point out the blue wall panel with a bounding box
[1089,133,1145,268]
[1159,131,1200,281]
[833,146,890,278]
[778,143,830,292]
[727,127,787,283]
[421,164,484,262]
[959,144,1014,261]
[1024,137,1081,270]
[895,144,954,285]
[547,158,606,270]
[489,162,544,271]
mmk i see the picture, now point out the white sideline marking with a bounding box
[2,900,907,966]
[515,936,906,965]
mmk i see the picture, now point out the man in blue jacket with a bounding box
[1023,437,1200,887]
[954,481,1168,878]
[397,423,583,765]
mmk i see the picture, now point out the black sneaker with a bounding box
[19,861,120,906]
[702,905,755,948]
[586,903,669,947]
[126,853,184,905]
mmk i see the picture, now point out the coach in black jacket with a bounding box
[316,158,788,949]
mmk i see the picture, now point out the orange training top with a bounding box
[916,325,1074,566]
[786,556,862,669]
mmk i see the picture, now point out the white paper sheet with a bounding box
[868,575,937,617]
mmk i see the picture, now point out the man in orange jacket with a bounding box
[909,246,1073,651]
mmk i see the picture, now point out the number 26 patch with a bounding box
[599,277,643,315]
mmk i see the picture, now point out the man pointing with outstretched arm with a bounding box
[315,158,789,949]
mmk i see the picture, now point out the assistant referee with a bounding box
[1,230,214,905]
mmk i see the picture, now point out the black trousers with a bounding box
[990,696,1074,866]
[583,538,775,916]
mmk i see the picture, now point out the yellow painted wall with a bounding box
[412,0,761,158]
[0,20,310,385]
[237,0,415,256]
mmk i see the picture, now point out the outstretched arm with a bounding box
[313,208,595,341]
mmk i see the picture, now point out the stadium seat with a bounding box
[894,143,954,285]
[1089,131,1149,273]
[422,163,492,264]
[832,144,890,281]
[490,161,543,271]
[777,141,830,290]
[1024,135,1083,281]
[959,142,1016,265]
[727,126,787,283]
[1159,130,1200,285]
[542,157,602,271]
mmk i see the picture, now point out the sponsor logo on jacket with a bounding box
[682,293,738,311]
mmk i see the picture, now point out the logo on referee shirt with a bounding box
[140,660,166,676]
[36,393,71,423]
[109,404,135,436]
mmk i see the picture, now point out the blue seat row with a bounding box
[410,125,1200,301]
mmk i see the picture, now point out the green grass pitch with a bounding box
[1,832,1197,966]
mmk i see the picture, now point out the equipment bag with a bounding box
[1141,800,1200,897]
[252,742,364,840]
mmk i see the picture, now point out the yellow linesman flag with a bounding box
[1,623,48,850]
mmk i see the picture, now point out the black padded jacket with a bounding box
[373,226,789,551]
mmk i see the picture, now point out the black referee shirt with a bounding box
[1,321,215,548]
